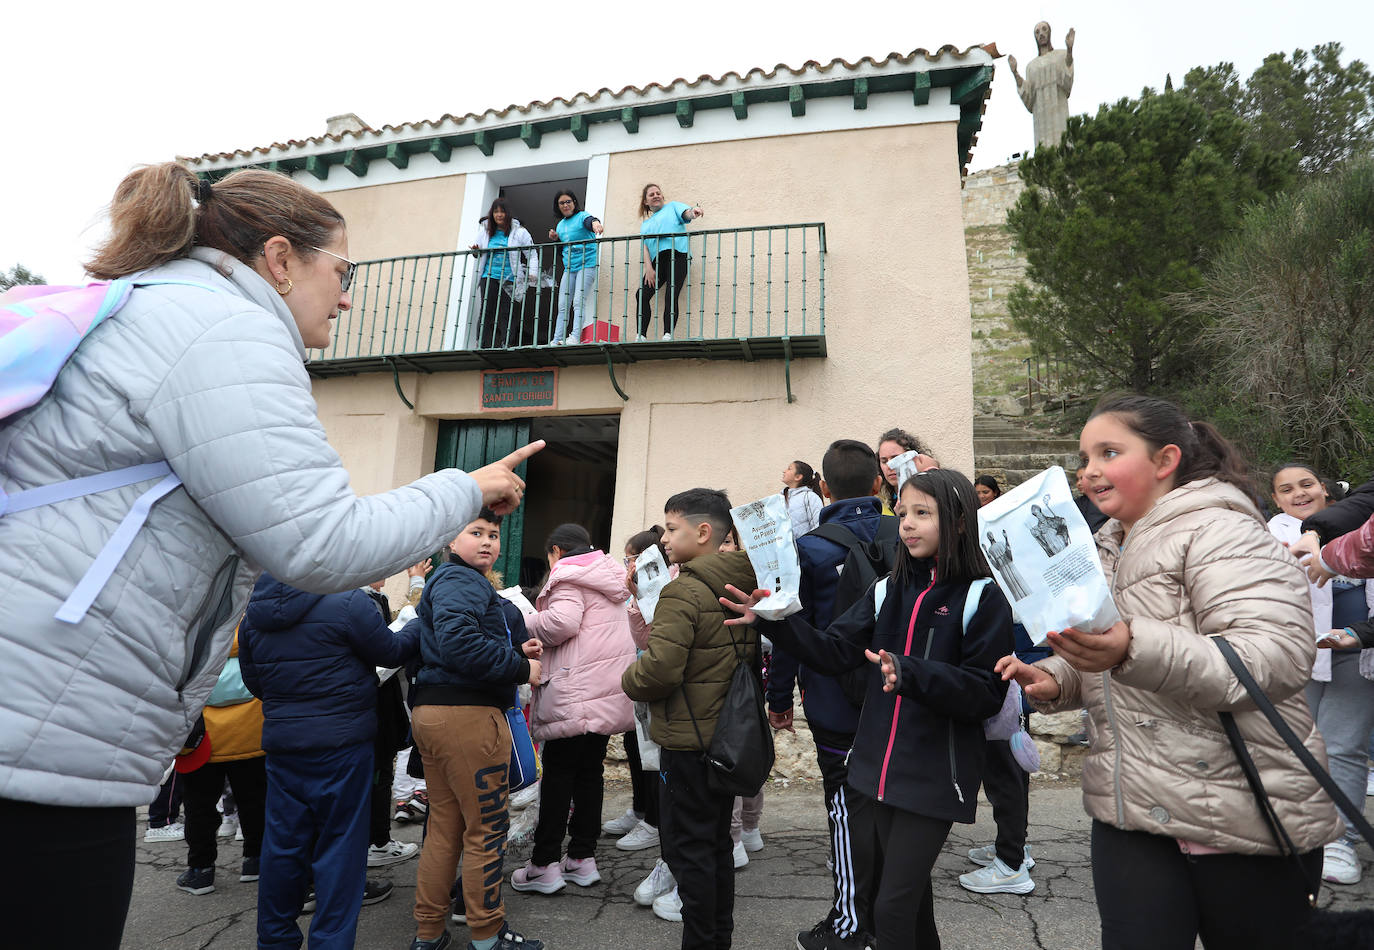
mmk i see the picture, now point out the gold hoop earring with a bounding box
[276,278,293,296]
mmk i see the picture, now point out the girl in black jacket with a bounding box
[725,468,1014,949]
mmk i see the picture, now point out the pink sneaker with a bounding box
[560,855,602,887]
[510,861,566,895]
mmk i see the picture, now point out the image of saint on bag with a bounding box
[983,529,1032,601]
[1027,495,1070,557]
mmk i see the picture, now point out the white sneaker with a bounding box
[733,840,748,868]
[217,814,239,838]
[1367,767,1374,797]
[145,822,184,842]
[616,820,660,851]
[1323,839,1362,885]
[367,839,419,867]
[652,886,683,922]
[968,843,1034,869]
[634,332,646,342]
[603,808,641,837]
[564,334,579,346]
[958,857,1035,894]
[661,333,671,341]
[634,858,676,907]
[510,782,540,812]
[741,827,763,853]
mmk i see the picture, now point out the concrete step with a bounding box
[974,438,1081,455]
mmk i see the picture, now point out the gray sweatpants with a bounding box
[1305,650,1374,841]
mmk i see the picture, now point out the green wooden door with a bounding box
[435,418,531,586]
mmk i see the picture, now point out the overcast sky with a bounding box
[5,0,1371,283]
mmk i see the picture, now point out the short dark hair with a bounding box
[822,439,881,502]
[476,506,502,526]
[892,468,990,587]
[625,525,666,558]
[664,488,733,544]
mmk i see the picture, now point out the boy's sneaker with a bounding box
[396,790,430,822]
[362,878,394,905]
[741,827,764,852]
[368,839,420,867]
[300,887,316,914]
[510,861,566,895]
[602,807,641,836]
[1323,839,1362,885]
[450,897,466,924]
[733,839,748,868]
[615,820,660,851]
[176,866,215,895]
[958,857,1035,895]
[234,824,243,842]
[217,813,239,838]
[510,782,540,812]
[560,855,601,886]
[409,933,452,950]
[145,821,185,842]
[652,886,683,922]
[968,843,1034,869]
[633,858,676,906]
[795,919,872,950]
[239,857,260,882]
[477,921,544,949]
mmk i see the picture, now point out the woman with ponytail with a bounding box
[782,460,824,537]
[0,164,538,948]
[998,394,1341,950]
[510,524,636,896]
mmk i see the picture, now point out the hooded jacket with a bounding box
[411,560,531,708]
[1034,478,1343,854]
[0,247,481,807]
[525,551,636,740]
[238,574,420,754]
[762,566,1012,823]
[622,550,759,751]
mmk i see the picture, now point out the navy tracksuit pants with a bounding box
[258,741,373,950]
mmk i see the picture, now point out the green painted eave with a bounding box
[201,64,991,183]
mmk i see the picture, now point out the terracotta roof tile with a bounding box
[185,43,997,165]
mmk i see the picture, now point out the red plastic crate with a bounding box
[579,320,621,343]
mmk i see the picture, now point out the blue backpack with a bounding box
[0,277,215,622]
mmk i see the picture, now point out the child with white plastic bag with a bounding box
[976,466,1120,644]
[730,494,802,621]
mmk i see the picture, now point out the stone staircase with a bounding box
[973,416,1080,490]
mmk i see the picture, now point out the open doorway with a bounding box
[520,414,619,589]
[496,177,588,347]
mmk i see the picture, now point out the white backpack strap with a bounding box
[1,461,183,624]
[961,578,992,635]
[872,575,889,621]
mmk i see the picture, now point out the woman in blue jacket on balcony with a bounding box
[547,190,604,345]
[635,184,702,341]
[471,198,536,348]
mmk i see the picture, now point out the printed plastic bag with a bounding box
[976,466,1119,644]
[498,585,538,619]
[888,449,920,490]
[730,494,801,621]
[634,701,661,771]
[632,543,671,624]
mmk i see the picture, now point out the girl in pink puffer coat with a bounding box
[510,524,636,896]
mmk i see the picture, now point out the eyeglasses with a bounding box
[558,199,575,206]
[311,246,357,293]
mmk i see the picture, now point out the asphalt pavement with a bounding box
[121,779,1374,949]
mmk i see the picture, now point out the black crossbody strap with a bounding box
[1213,635,1374,849]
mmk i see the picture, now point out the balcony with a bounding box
[306,223,826,383]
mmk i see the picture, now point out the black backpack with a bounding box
[808,514,900,708]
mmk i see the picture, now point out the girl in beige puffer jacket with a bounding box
[998,394,1342,950]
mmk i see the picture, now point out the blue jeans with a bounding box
[1305,650,1374,840]
[258,741,374,950]
[555,265,598,342]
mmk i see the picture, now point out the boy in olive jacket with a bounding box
[621,488,758,950]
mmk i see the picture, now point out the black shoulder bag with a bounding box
[1213,636,1374,936]
[682,620,775,798]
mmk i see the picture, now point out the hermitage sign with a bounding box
[480,368,558,411]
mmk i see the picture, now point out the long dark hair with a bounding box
[484,198,514,238]
[891,468,990,588]
[546,523,595,558]
[784,460,822,501]
[974,474,1002,500]
[1090,394,1252,498]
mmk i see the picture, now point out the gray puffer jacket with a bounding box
[0,248,482,807]
[1034,478,1342,854]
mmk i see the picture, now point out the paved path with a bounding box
[122,781,1374,949]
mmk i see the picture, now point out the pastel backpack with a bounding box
[0,277,214,622]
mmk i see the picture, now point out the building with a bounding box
[185,44,996,586]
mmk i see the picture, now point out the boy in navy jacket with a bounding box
[239,574,420,950]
